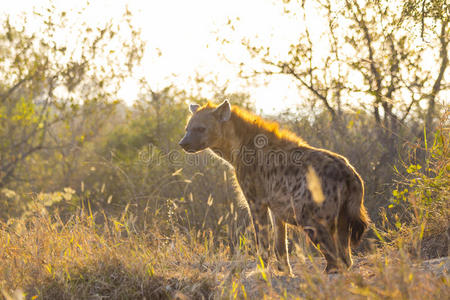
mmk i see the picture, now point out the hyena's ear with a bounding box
[213,100,231,122]
[189,103,200,114]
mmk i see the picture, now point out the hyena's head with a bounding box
[179,100,231,153]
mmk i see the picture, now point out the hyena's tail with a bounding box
[345,171,370,247]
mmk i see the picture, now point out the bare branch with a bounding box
[426,20,448,129]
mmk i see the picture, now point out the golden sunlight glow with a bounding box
[1,0,309,112]
[2,0,445,112]
[306,165,325,205]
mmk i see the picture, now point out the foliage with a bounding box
[384,113,449,258]
[0,4,144,192]
[402,0,449,25]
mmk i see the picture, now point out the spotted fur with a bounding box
[179,100,370,273]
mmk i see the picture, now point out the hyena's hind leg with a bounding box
[249,204,271,265]
[304,220,339,273]
[272,213,293,275]
[337,209,353,269]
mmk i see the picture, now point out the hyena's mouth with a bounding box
[184,148,198,153]
[183,143,207,153]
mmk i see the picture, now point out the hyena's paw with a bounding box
[274,260,294,277]
[325,264,339,274]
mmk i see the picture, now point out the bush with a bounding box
[383,114,449,258]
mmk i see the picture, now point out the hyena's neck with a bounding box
[210,116,242,167]
[209,110,276,168]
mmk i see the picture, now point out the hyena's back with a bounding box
[264,146,369,246]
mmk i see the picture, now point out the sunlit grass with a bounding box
[0,199,448,299]
[0,204,221,299]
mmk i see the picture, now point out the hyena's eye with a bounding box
[193,127,206,133]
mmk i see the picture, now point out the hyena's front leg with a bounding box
[273,213,293,276]
[249,204,270,266]
[304,220,339,273]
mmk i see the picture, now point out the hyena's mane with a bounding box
[202,101,309,147]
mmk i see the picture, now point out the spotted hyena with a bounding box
[179,100,370,274]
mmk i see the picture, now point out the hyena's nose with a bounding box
[178,138,190,149]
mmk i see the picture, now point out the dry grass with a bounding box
[0,207,219,299]
[0,201,448,300]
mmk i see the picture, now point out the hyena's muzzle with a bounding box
[178,131,207,153]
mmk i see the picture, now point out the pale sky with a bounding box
[1,0,307,113]
[1,0,447,114]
